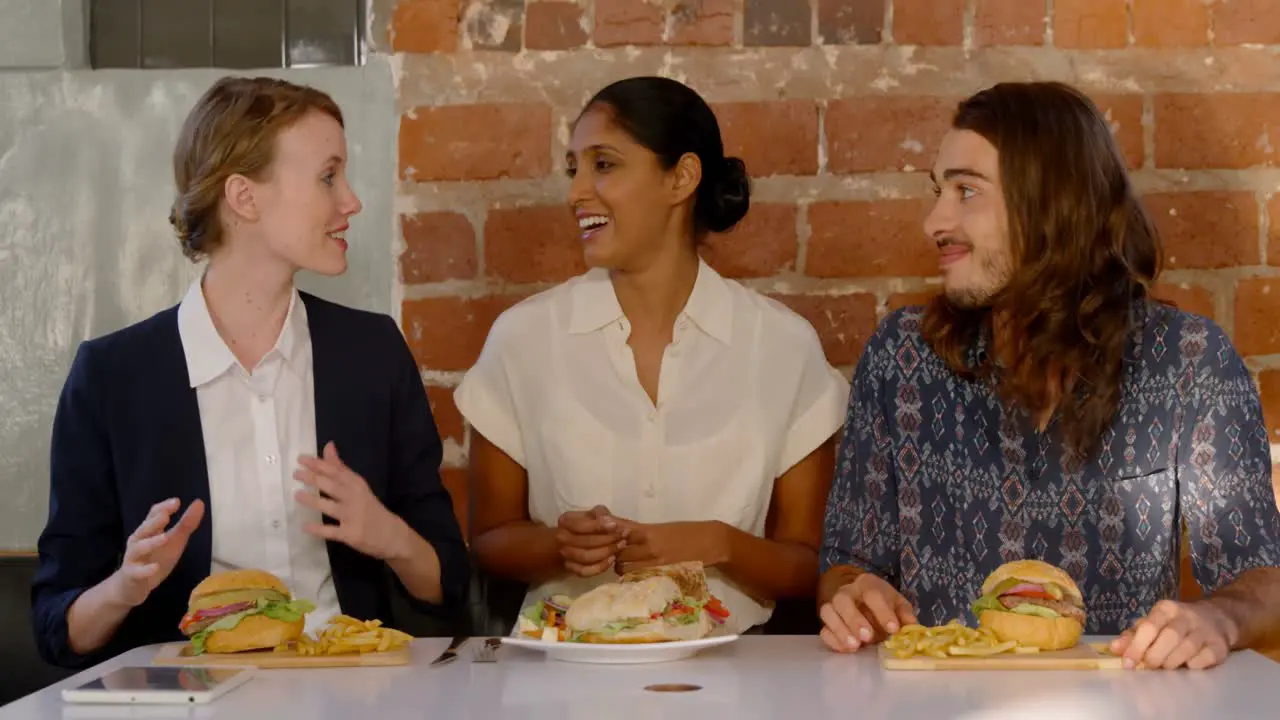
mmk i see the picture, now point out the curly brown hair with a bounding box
[921,82,1162,461]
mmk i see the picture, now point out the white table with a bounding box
[5,635,1280,719]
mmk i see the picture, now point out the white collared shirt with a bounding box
[177,279,339,634]
[455,260,850,633]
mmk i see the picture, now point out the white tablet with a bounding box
[60,666,254,705]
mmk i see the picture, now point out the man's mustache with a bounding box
[936,237,973,250]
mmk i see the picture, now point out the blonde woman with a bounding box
[32,77,467,668]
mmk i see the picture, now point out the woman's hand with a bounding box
[110,498,205,607]
[295,442,409,561]
[613,520,728,575]
[555,505,626,577]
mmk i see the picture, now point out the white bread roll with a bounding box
[564,576,682,633]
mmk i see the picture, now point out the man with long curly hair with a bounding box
[816,81,1280,671]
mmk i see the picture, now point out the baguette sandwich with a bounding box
[517,561,730,643]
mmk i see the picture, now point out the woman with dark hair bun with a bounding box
[457,76,848,635]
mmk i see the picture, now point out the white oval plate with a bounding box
[500,634,739,664]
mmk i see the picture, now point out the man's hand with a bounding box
[613,521,727,575]
[1109,599,1238,670]
[295,442,408,561]
[110,498,205,608]
[819,573,917,653]
[555,506,626,577]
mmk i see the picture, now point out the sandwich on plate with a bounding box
[969,559,1086,651]
[518,561,730,643]
[178,569,315,655]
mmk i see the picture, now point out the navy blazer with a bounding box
[31,292,470,669]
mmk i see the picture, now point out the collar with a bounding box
[567,259,734,344]
[967,322,993,369]
[176,277,308,388]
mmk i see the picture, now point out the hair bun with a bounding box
[168,204,186,235]
[169,198,207,260]
[697,156,751,234]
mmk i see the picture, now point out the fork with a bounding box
[473,638,501,663]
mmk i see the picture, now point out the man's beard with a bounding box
[944,246,1014,309]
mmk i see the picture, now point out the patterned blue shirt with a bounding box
[820,301,1280,634]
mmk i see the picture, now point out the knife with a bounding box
[430,635,469,666]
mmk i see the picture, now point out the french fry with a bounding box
[277,615,414,656]
[884,621,1034,659]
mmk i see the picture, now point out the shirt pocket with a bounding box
[532,397,617,516]
[660,414,769,529]
[1092,466,1178,579]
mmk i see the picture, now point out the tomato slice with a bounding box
[1005,590,1055,600]
[705,597,730,618]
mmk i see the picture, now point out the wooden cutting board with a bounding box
[151,642,412,668]
[880,641,1126,671]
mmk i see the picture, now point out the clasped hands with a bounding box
[554,505,724,576]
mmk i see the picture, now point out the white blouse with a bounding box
[177,279,340,635]
[454,260,849,634]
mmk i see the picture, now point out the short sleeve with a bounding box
[819,322,901,582]
[1180,319,1280,593]
[777,328,851,476]
[454,313,526,467]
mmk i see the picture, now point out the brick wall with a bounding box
[372,0,1280,538]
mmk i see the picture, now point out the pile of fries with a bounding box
[883,620,1040,659]
[276,614,413,656]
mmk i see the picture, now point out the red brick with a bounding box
[526,2,589,49]
[1270,195,1280,266]
[461,0,523,51]
[826,96,955,173]
[886,291,937,314]
[669,0,734,46]
[807,200,937,277]
[770,293,879,365]
[1090,94,1144,170]
[1151,283,1215,320]
[400,104,552,181]
[1214,0,1280,45]
[427,385,466,443]
[1259,370,1280,445]
[818,0,883,44]
[595,0,663,47]
[402,294,529,371]
[390,0,461,53]
[744,0,813,46]
[714,101,819,177]
[440,467,469,539]
[1154,94,1280,169]
[1054,0,1128,49]
[399,212,478,283]
[892,0,964,45]
[1234,278,1280,357]
[974,0,1047,46]
[1144,192,1260,269]
[702,204,798,278]
[1133,0,1209,47]
[484,205,586,283]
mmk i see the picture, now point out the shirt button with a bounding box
[266,454,278,464]
[647,411,656,422]
[644,487,656,498]
[271,520,281,530]
[257,395,267,403]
